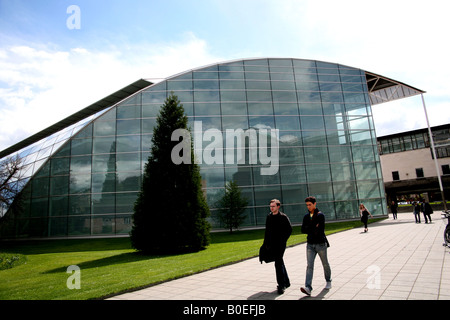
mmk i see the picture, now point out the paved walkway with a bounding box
[108,212,450,300]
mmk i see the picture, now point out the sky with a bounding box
[1,0,449,152]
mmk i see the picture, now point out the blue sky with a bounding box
[1,0,449,151]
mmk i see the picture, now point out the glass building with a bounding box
[0,58,424,239]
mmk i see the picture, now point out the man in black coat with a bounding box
[262,199,292,294]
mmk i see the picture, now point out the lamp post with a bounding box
[421,94,447,211]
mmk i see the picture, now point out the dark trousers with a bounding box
[274,248,290,288]
[423,213,432,223]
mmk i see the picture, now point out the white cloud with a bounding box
[0,33,222,152]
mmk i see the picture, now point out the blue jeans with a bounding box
[305,243,331,291]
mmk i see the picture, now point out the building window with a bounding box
[443,164,450,175]
[416,168,424,178]
[392,171,400,181]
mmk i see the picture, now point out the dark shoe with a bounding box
[300,287,311,296]
[277,286,285,294]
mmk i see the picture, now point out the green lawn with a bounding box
[0,218,384,300]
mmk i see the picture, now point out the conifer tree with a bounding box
[130,93,210,253]
[216,180,248,233]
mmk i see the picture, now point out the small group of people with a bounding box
[261,196,331,297]
[412,200,433,224]
[390,199,434,223]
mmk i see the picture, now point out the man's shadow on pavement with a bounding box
[299,288,329,300]
[247,290,278,300]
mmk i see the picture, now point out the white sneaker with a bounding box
[325,281,332,290]
[300,287,311,296]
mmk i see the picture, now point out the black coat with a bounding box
[260,212,292,263]
[301,208,328,245]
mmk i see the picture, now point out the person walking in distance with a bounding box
[390,201,398,220]
[413,201,421,223]
[262,199,292,294]
[359,203,373,232]
[300,196,332,296]
[421,200,433,224]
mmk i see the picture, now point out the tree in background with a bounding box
[130,93,210,253]
[0,155,25,219]
[216,180,249,233]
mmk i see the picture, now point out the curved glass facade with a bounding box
[0,58,388,239]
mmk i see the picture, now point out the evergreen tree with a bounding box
[216,180,248,233]
[130,93,210,253]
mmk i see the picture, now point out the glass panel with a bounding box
[194,91,220,102]
[249,116,275,129]
[298,103,323,116]
[167,80,193,90]
[200,167,225,188]
[331,163,356,182]
[92,193,115,214]
[333,181,357,200]
[30,197,48,217]
[280,165,306,184]
[274,103,299,115]
[142,90,166,104]
[219,80,245,89]
[247,91,272,102]
[245,80,271,90]
[117,135,141,152]
[50,175,69,196]
[281,183,308,204]
[275,116,300,130]
[279,146,304,165]
[71,138,92,156]
[308,182,334,201]
[225,166,253,186]
[49,196,68,216]
[92,172,116,193]
[248,102,273,116]
[253,185,282,206]
[93,136,116,154]
[117,172,140,191]
[116,214,133,234]
[69,194,91,215]
[306,164,332,182]
[116,192,138,213]
[70,173,91,194]
[32,177,49,198]
[220,90,246,102]
[92,215,114,235]
[142,104,163,118]
[297,91,321,103]
[93,120,116,137]
[221,103,248,116]
[300,116,325,131]
[117,105,140,119]
[49,217,67,236]
[70,155,91,174]
[142,118,157,134]
[222,116,249,130]
[116,152,141,172]
[93,154,116,173]
[354,162,378,180]
[357,180,381,199]
[117,119,140,135]
[51,158,70,175]
[68,216,91,236]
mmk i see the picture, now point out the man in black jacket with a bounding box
[300,196,331,296]
[263,199,292,294]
